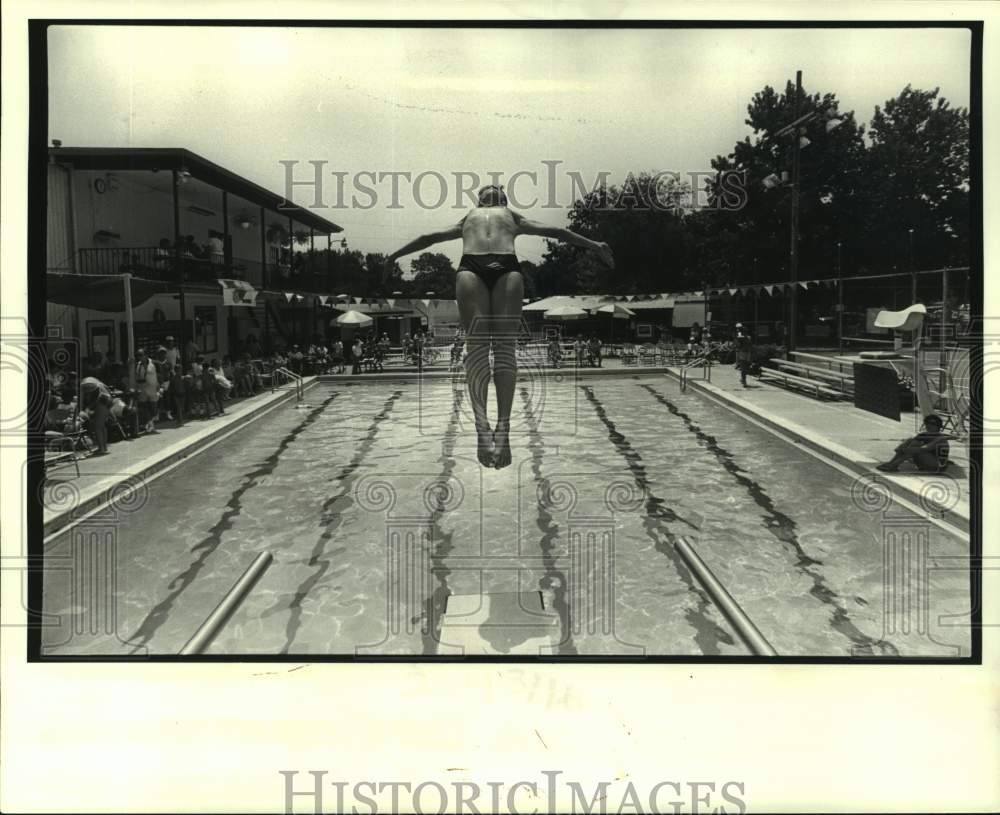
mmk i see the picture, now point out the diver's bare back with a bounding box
[460,206,519,255]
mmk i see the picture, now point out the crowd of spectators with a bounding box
[44,335,269,458]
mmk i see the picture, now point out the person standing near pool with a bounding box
[387,184,613,468]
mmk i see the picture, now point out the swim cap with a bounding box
[477,184,508,206]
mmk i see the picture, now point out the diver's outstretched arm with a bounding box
[513,213,614,267]
[386,219,464,266]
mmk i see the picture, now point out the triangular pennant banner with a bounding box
[728,288,738,296]
[421,299,430,307]
[354,296,363,304]
[284,292,294,302]
[798,281,809,290]
[764,285,775,295]
[386,298,396,309]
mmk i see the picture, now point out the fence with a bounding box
[699,267,972,351]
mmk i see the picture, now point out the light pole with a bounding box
[836,241,843,353]
[788,70,802,353]
[764,69,843,354]
[908,228,916,303]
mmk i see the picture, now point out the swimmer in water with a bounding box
[387,184,613,468]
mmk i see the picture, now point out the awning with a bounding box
[672,301,708,328]
[46,272,181,312]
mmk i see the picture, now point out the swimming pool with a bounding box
[41,373,971,658]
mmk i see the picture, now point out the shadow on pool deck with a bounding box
[671,363,971,534]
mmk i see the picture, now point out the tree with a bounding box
[408,252,456,298]
[863,85,970,270]
[709,80,868,282]
[366,252,403,294]
[518,259,539,299]
[536,172,696,294]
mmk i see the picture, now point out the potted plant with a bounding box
[897,372,917,411]
[266,223,289,246]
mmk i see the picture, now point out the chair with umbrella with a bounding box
[544,305,590,320]
[594,302,635,357]
[544,305,590,365]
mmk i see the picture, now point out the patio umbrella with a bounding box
[595,302,635,344]
[335,309,374,327]
[544,305,589,320]
[595,303,635,318]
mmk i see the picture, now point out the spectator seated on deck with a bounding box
[877,413,955,474]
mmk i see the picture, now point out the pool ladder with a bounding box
[679,356,712,392]
[271,366,304,401]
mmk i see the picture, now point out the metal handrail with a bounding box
[271,366,303,400]
[180,552,273,655]
[674,537,777,656]
[679,356,710,392]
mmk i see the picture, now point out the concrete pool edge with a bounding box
[43,379,321,540]
[668,370,970,535]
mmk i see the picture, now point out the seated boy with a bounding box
[877,414,953,473]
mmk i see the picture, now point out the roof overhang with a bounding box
[50,147,342,234]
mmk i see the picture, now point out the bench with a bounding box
[771,359,854,394]
[759,366,844,400]
[789,351,854,375]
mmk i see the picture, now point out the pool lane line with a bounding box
[122,392,341,654]
[641,383,898,657]
[579,384,740,655]
[278,390,404,654]
[419,384,465,656]
[519,386,579,656]
[666,373,967,541]
[43,381,322,548]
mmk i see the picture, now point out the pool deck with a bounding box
[42,380,318,538]
[671,363,971,534]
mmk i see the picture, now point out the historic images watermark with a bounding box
[278,160,749,213]
[280,770,747,814]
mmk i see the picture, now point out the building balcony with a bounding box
[74,247,337,292]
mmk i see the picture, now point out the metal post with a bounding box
[702,280,708,341]
[288,216,296,344]
[172,169,186,366]
[940,267,948,394]
[310,228,316,340]
[909,228,916,303]
[260,206,268,353]
[837,241,843,354]
[326,232,333,290]
[753,288,759,338]
[788,69,802,354]
[123,273,136,389]
[222,190,230,272]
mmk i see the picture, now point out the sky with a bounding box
[48,25,971,273]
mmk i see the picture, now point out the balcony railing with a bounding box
[74,247,297,290]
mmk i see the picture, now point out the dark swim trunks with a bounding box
[458,253,520,290]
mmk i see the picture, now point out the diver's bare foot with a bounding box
[492,422,512,469]
[475,422,494,467]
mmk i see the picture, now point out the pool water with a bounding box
[42,373,971,658]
